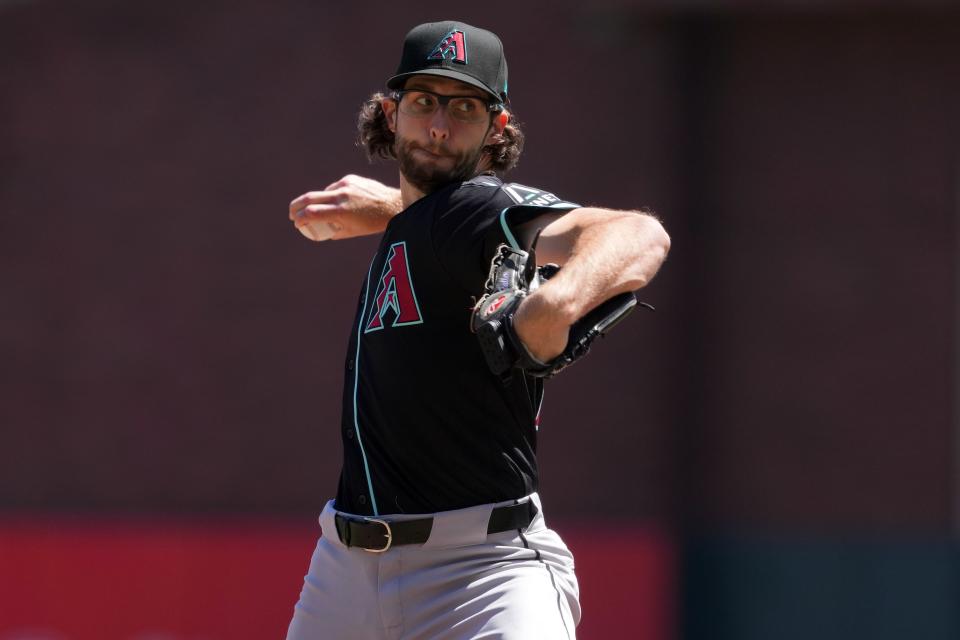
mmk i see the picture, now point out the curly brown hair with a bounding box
[357,92,524,175]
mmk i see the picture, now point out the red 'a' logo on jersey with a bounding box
[365,242,424,332]
[427,29,467,64]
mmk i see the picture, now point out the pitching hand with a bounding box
[289,174,403,241]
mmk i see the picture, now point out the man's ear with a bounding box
[381,96,398,133]
[485,109,510,145]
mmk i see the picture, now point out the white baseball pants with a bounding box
[285,493,580,639]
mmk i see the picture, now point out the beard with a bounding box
[395,134,486,195]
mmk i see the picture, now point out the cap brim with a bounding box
[386,69,502,103]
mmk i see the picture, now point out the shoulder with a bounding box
[447,176,579,215]
[445,175,508,213]
[431,176,511,226]
[498,182,580,211]
[489,181,581,250]
[443,178,581,251]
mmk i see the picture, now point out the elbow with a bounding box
[650,218,671,258]
[656,224,672,265]
[627,215,671,290]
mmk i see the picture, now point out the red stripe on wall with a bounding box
[0,520,673,640]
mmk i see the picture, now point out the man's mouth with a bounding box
[414,146,451,159]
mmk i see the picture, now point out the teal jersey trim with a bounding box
[352,258,380,515]
[499,202,580,252]
[499,208,521,250]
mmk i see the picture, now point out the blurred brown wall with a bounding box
[676,11,959,533]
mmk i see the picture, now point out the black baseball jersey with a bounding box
[334,175,579,516]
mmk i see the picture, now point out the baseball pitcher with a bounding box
[285,20,670,640]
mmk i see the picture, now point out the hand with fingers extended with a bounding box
[289,174,403,241]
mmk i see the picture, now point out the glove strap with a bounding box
[503,311,555,377]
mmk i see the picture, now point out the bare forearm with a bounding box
[514,209,670,360]
[289,175,403,241]
[536,210,666,318]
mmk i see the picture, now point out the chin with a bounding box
[397,140,481,194]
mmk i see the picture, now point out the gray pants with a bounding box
[286,493,580,639]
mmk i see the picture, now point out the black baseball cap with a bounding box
[386,21,509,105]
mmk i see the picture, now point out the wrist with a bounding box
[527,281,578,328]
[513,292,571,362]
[386,188,403,214]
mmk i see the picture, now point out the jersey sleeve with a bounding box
[431,180,580,295]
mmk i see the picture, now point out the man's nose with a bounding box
[429,107,450,141]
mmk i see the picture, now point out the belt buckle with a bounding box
[361,517,393,553]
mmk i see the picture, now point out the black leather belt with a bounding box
[334,501,537,553]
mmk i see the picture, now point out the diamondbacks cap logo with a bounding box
[365,242,424,332]
[427,29,467,64]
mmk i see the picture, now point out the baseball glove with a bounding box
[470,244,650,378]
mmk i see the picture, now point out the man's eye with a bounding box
[453,100,478,112]
[414,95,435,107]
